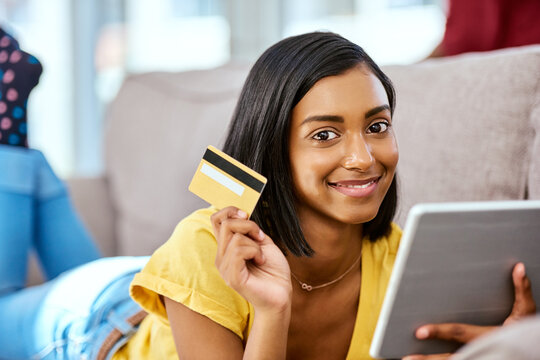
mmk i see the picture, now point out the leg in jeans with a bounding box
[0,256,148,360]
[32,150,101,280]
[1,146,101,288]
[0,145,105,358]
[0,145,34,294]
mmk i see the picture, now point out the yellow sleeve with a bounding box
[130,207,252,340]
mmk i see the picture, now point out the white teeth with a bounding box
[336,181,374,189]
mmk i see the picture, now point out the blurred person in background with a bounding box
[429,0,540,58]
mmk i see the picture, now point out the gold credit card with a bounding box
[189,146,267,216]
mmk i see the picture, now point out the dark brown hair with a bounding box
[223,32,397,256]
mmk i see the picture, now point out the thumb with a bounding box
[504,263,536,325]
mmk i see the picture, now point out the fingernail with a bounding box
[518,263,526,277]
[416,327,429,339]
[237,210,247,218]
[258,229,265,241]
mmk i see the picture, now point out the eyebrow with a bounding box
[301,104,391,125]
[301,115,344,125]
[364,104,391,119]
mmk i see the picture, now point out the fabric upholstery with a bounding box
[452,315,540,360]
[384,46,540,224]
[67,176,116,256]
[528,82,540,200]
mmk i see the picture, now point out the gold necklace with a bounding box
[290,253,362,292]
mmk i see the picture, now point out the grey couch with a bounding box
[27,45,539,285]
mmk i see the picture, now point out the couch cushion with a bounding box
[383,45,540,225]
[105,64,251,255]
[528,81,540,200]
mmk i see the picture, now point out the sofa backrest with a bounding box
[105,64,250,255]
[384,46,540,224]
[105,46,540,256]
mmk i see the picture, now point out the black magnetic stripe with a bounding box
[203,149,265,193]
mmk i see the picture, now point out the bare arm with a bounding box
[165,296,291,360]
[244,305,291,359]
[165,206,293,359]
[164,296,244,360]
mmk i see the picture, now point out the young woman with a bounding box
[0,31,535,360]
[123,32,536,360]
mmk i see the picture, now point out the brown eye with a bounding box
[312,130,338,141]
[368,122,389,134]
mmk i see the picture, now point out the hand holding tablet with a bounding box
[370,201,540,359]
[401,262,535,360]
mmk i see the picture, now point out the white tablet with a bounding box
[370,200,540,359]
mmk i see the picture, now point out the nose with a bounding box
[341,134,374,171]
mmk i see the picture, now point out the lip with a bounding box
[328,177,380,198]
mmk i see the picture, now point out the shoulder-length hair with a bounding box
[223,32,398,257]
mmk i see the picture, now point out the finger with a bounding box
[229,234,265,266]
[216,219,265,259]
[402,353,452,360]
[415,323,496,343]
[211,208,238,262]
[217,236,264,287]
[216,233,264,269]
[214,218,261,262]
[257,232,277,246]
[210,206,247,233]
[220,219,265,242]
[505,263,536,324]
[211,207,242,248]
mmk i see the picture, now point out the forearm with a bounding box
[243,305,291,360]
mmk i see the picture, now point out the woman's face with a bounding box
[289,65,398,226]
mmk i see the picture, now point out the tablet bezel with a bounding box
[370,200,540,359]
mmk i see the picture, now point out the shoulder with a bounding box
[130,207,252,338]
[166,206,219,251]
[175,206,217,236]
[385,222,402,254]
[130,207,220,318]
[142,206,219,269]
[140,205,219,273]
[366,222,402,253]
[362,222,401,269]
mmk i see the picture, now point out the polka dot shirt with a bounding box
[0,27,42,147]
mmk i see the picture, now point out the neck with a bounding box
[287,210,363,287]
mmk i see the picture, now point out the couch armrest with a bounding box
[66,176,117,257]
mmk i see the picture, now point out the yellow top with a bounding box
[113,207,401,360]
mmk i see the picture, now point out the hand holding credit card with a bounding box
[189,146,267,216]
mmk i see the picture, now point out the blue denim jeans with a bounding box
[0,145,101,293]
[0,256,149,360]
[0,145,147,359]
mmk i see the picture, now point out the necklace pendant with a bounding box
[301,283,313,291]
[291,252,361,293]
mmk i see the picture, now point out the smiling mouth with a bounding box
[328,177,380,188]
[327,177,380,197]
[330,181,376,189]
